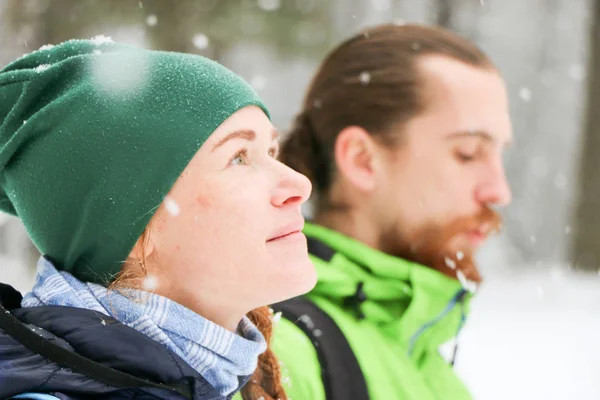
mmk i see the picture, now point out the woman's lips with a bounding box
[267,219,305,242]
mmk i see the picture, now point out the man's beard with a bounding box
[378,206,502,284]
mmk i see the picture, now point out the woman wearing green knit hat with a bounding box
[0,36,315,400]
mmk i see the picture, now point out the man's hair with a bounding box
[280,24,494,211]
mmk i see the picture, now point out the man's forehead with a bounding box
[417,55,507,104]
[413,56,512,147]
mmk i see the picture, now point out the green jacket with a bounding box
[272,223,473,400]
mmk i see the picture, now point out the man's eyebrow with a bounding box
[212,129,256,152]
[446,130,512,148]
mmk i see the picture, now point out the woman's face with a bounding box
[132,106,315,329]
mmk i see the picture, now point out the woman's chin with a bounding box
[267,257,317,305]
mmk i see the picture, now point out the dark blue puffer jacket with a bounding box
[0,283,246,400]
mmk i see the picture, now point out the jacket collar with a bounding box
[0,283,231,399]
[304,223,471,359]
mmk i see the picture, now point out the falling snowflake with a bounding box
[22,120,27,125]
[313,329,323,337]
[146,15,158,27]
[456,251,464,260]
[298,314,315,329]
[250,74,267,91]
[192,33,210,50]
[456,270,477,293]
[565,225,572,234]
[101,319,107,326]
[295,21,324,46]
[371,0,392,11]
[411,42,421,51]
[30,327,44,337]
[530,235,537,244]
[271,311,282,324]
[535,285,544,298]
[164,197,180,216]
[568,64,585,81]
[281,375,291,386]
[239,14,265,36]
[313,98,322,108]
[549,267,563,282]
[359,71,371,85]
[34,64,50,73]
[90,35,114,45]
[138,1,143,8]
[530,156,549,178]
[539,70,554,87]
[393,18,406,26]
[444,256,457,270]
[554,173,567,190]
[143,275,159,291]
[519,87,532,102]
[91,48,150,95]
[257,0,281,11]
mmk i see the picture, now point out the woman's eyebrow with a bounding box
[212,129,256,152]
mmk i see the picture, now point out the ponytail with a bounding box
[280,112,332,194]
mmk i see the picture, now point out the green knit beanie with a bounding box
[0,36,269,285]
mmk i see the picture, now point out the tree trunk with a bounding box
[571,0,600,272]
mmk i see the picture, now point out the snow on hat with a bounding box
[0,36,269,284]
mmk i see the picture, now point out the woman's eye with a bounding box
[229,150,248,166]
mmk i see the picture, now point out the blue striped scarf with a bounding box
[21,257,267,396]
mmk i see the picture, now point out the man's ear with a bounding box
[333,126,380,192]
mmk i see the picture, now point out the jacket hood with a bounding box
[0,283,235,400]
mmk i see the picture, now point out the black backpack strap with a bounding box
[272,296,370,400]
[306,236,335,262]
[0,302,193,399]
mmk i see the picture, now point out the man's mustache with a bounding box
[411,206,502,254]
[410,206,503,284]
[440,206,502,245]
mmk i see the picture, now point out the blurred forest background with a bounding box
[1,1,599,399]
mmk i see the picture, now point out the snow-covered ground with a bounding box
[457,267,600,399]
